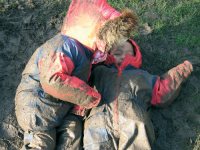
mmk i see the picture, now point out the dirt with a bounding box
[0,0,199,150]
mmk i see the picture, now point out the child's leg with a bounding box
[118,119,154,150]
[84,111,116,150]
[15,89,73,150]
[56,114,83,150]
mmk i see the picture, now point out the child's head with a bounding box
[110,40,134,65]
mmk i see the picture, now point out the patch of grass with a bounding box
[176,34,200,48]
[107,0,200,72]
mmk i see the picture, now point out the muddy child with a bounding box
[83,40,193,150]
[14,0,138,149]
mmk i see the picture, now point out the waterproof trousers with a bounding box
[15,89,83,150]
[84,110,153,150]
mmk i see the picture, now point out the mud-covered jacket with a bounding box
[92,39,191,108]
[16,34,101,109]
[88,39,191,146]
[90,38,188,108]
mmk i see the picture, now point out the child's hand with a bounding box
[166,60,193,88]
[71,105,87,117]
[92,50,107,64]
[180,54,200,72]
[179,60,193,79]
[186,56,200,71]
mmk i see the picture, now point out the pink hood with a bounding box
[61,0,121,52]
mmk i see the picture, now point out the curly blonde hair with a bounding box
[98,9,138,52]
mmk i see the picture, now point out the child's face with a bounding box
[110,41,134,65]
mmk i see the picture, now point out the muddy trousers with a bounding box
[15,90,83,150]
[84,111,153,150]
[20,114,83,150]
[56,114,83,150]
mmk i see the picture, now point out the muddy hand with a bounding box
[180,55,200,71]
[186,56,200,71]
[92,50,108,64]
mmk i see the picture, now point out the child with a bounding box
[83,40,193,150]
[15,0,138,149]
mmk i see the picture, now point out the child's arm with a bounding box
[151,60,193,107]
[38,52,101,109]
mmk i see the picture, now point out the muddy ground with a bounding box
[0,0,199,150]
